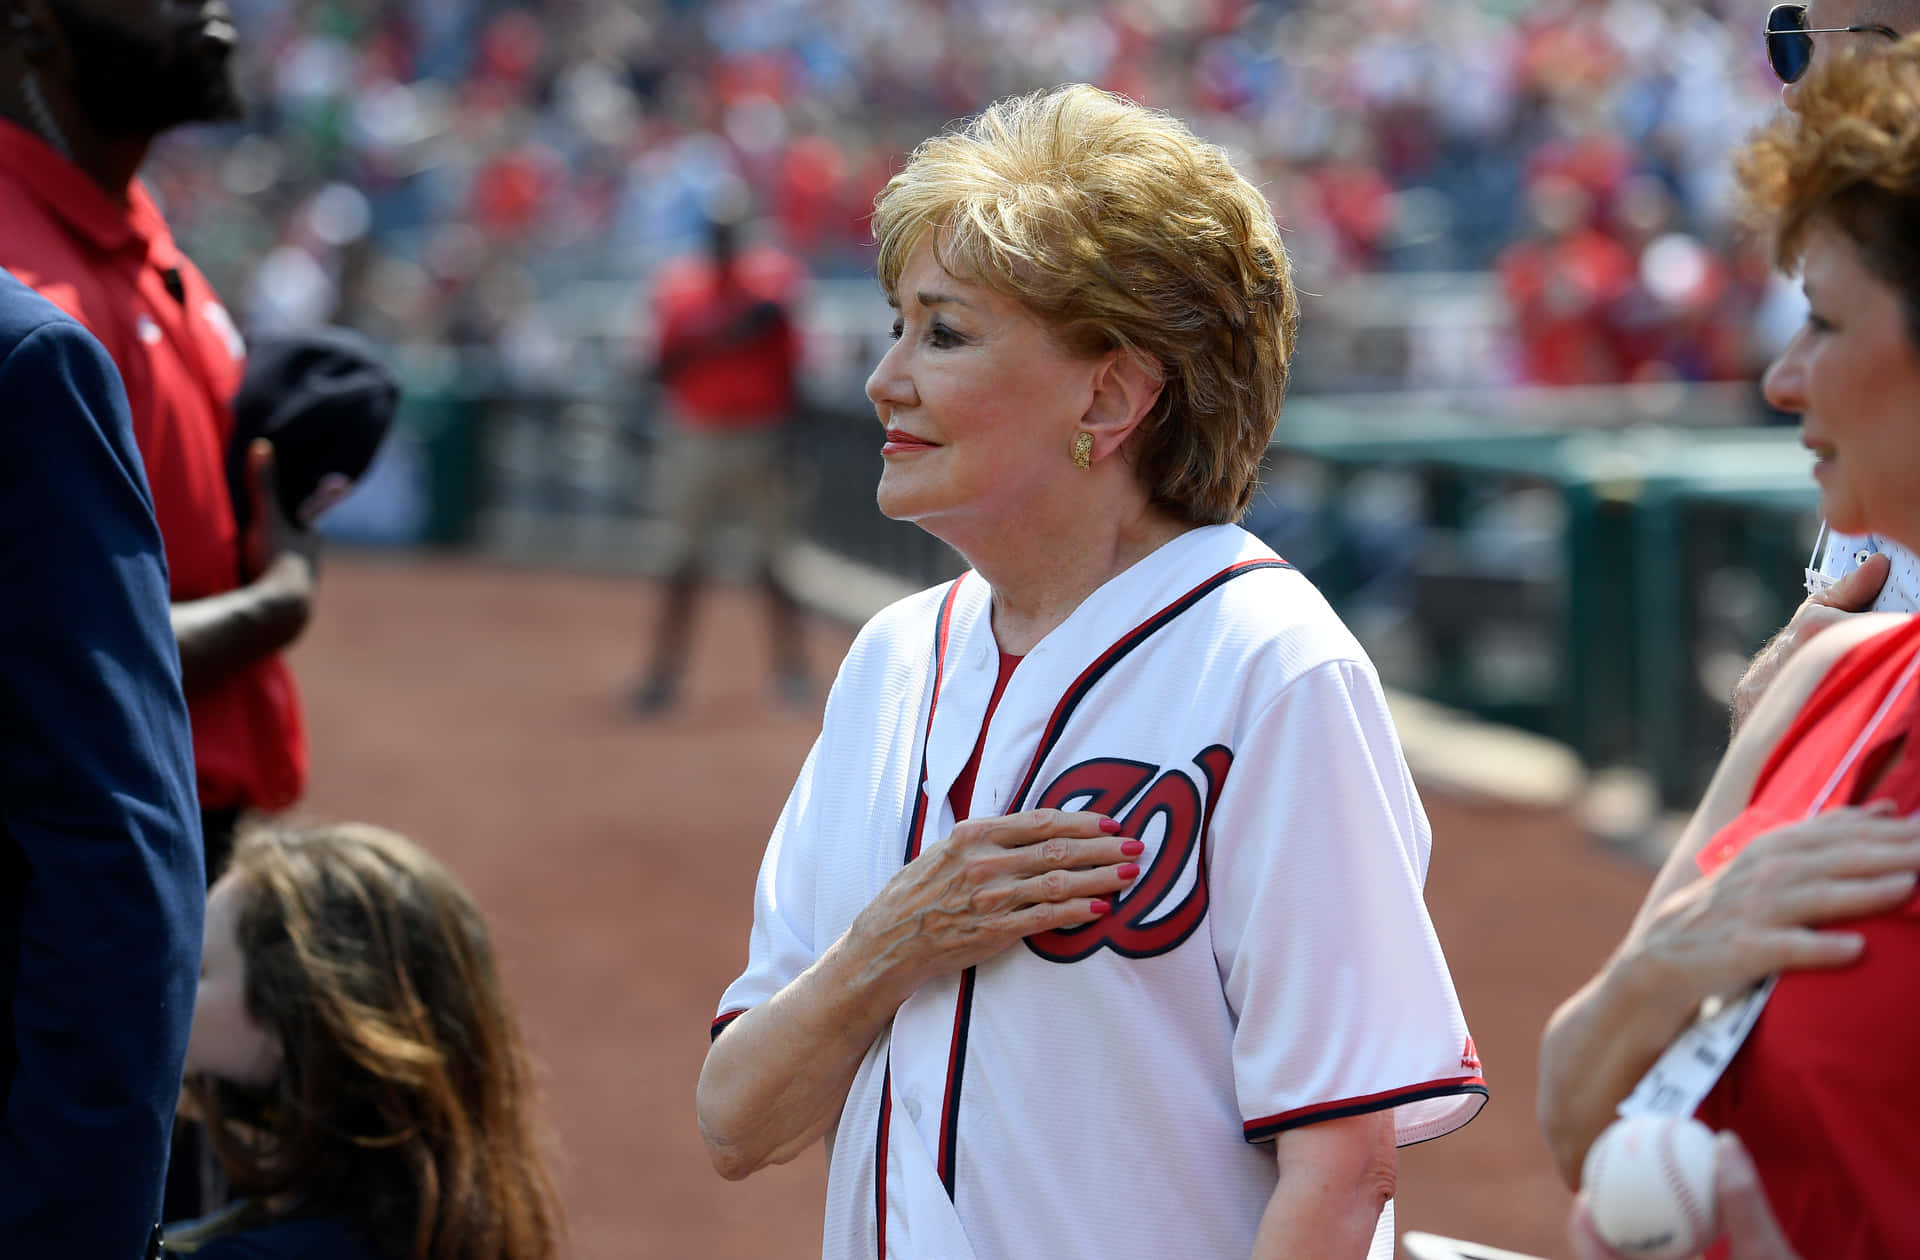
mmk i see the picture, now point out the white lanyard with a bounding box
[1805,521,1836,597]
[1619,647,1920,1119]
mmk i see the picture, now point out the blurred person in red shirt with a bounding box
[632,192,812,713]
[1518,0,1627,101]
[1603,175,1747,384]
[776,129,850,255]
[1306,124,1399,272]
[1497,170,1635,384]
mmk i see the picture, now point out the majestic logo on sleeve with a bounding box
[1025,745,1232,962]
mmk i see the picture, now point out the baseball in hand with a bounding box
[1581,1116,1720,1259]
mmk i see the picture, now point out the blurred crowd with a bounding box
[141,0,1803,400]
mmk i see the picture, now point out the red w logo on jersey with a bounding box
[1025,746,1232,963]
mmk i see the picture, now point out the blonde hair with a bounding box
[873,83,1298,525]
[1736,36,1920,333]
[189,823,561,1260]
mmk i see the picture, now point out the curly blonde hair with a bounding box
[1737,36,1920,334]
[872,83,1299,526]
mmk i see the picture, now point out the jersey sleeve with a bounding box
[711,733,827,1040]
[1208,658,1486,1146]
[708,581,950,1043]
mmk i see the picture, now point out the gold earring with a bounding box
[1072,431,1093,470]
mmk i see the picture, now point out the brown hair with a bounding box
[187,823,561,1260]
[1736,35,1920,338]
[872,83,1299,525]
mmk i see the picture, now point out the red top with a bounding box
[650,247,804,430]
[0,121,305,810]
[1694,615,1920,1260]
[1497,228,1635,386]
[947,653,1022,822]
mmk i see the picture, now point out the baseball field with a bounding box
[294,552,1654,1258]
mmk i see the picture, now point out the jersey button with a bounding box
[905,1097,924,1122]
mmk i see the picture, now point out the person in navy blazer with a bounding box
[0,267,204,1257]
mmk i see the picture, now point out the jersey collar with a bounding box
[0,117,177,262]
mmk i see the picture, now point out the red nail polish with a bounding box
[1098,817,1122,834]
[1120,839,1144,857]
[1089,899,1111,915]
[1116,863,1140,880]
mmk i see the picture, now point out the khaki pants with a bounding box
[653,422,792,573]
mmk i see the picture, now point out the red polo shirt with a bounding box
[0,120,305,810]
[650,246,804,430]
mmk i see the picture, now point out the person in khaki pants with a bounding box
[632,196,812,714]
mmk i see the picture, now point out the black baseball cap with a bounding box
[227,325,401,535]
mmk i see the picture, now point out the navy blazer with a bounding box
[0,268,204,1256]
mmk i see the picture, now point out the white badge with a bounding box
[1617,978,1778,1118]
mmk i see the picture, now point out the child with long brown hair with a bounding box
[164,823,561,1260]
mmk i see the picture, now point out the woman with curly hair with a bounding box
[1541,35,1920,1260]
[163,824,561,1260]
[698,84,1484,1259]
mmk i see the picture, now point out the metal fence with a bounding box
[1265,397,1819,807]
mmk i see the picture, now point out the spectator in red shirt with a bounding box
[632,195,812,713]
[1497,170,1635,384]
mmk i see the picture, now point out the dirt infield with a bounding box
[292,553,1657,1259]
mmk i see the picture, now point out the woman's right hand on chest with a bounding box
[845,809,1142,997]
[1625,804,1920,1019]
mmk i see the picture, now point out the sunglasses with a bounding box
[1766,3,1898,84]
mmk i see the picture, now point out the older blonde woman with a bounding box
[1541,39,1920,1260]
[697,85,1485,1260]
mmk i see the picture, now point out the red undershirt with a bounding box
[948,652,1023,821]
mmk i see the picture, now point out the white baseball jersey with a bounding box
[714,524,1485,1260]
[1811,528,1920,612]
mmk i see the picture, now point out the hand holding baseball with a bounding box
[1571,1128,1801,1260]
